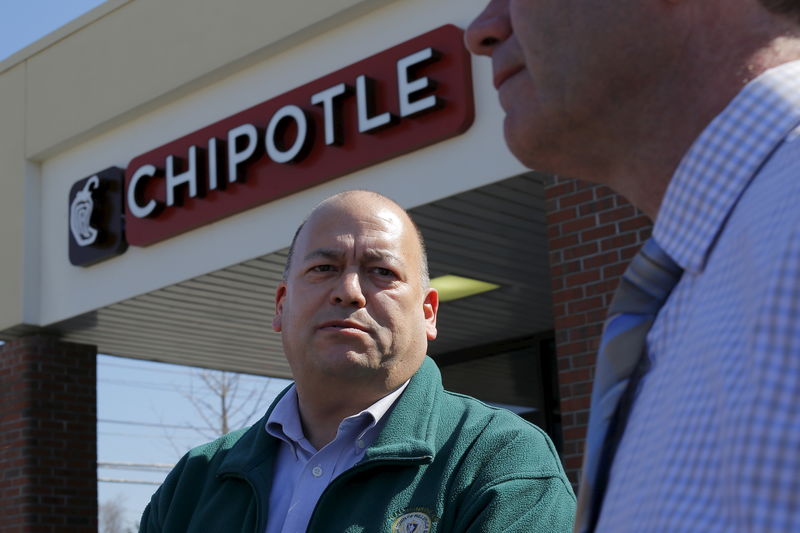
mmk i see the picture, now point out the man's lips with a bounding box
[493,65,524,90]
[317,320,370,333]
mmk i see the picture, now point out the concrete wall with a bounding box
[0,64,27,329]
[23,0,394,159]
[1,0,520,331]
[1,0,395,331]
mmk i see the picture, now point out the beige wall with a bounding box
[0,0,520,332]
[0,0,395,331]
[25,0,395,159]
[0,63,27,329]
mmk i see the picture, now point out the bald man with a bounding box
[139,190,575,533]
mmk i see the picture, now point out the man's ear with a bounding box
[423,287,439,340]
[272,282,287,332]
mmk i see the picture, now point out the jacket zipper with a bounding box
[304,456,431,532]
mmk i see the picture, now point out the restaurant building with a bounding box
[0,0,650,529]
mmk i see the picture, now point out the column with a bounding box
[0,335,97,533]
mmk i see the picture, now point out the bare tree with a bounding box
[183,370,273,440]
[154,369,277,458]
[99,494,136,533]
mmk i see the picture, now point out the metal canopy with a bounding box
[35,172,553,378]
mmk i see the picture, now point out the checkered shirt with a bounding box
[596,60,800,532]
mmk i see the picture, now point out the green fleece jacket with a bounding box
[139,357,575,532]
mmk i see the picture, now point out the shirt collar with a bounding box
[653,60,800,274]
[349,379,410,442]
[265,380,410,456]
[265,386,310,457]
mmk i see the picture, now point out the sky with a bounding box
[0,0,107,62]
[0,4,292,529]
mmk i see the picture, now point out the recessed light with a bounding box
[429,274,500,302]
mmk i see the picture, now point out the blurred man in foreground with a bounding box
[467,1,800,531]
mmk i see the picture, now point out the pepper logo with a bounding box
[70,175,100,246]
[68,167,128,267]
[391,512,432,533]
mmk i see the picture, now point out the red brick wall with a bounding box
[0,336,98,533]
[545,177,652,486]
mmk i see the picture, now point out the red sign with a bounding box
[124,25,473,246]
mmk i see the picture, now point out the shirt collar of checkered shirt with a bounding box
[654,60,800,274]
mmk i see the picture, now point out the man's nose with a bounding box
[331,271,367,307]
[464,0,512,57]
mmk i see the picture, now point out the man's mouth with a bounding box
[494,65,524,90]
[318,320,369,332]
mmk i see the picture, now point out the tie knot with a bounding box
[610,238,683,315]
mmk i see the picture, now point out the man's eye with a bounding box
[372,267,394,276]
[312,265,335,272]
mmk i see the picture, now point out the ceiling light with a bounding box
[429,274,500,303]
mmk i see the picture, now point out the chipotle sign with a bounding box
[125,24,472,247]
[69,25,473,264]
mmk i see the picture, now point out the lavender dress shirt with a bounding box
[264,381,409,533]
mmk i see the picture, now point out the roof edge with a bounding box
[0,0,133,75]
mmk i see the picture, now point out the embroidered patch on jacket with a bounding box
[391,511,433,533]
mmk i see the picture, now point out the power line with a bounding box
[98,379,185,392]
[99,478,162,486]
[98,431,207,440]
[98,360,282,383]
[99,362,285,384]
[99,432,167,439]
[98,361,197,376]
[98,360,197,375]
[98,377,281,395]
[98,461,173,471]
[98,418,214,431]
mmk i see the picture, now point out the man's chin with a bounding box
[503,116,539,168]
[317,351,380,378]
[503,117,567,174]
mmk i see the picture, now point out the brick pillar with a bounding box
[545,177,652,486]
[0,335,98,533]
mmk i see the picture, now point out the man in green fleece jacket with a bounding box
[140,190,575,533]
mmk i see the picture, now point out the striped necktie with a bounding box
[574,237,683,533]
